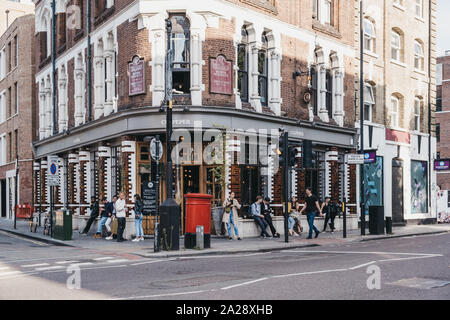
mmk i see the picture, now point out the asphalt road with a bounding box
[0,230,449,300]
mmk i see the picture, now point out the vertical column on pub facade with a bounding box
[348,152,357,215]
[68,153,79,215]
[78,150,90,216]
[326,148,339,201]
[267,47,282,116]
[98,147,111,201]
[121,139,137,205]
[40,160,48,212]
[33,161,41,211]
[229,135,241,205]
[297,151,305,203]
[56,157,65,210]
[187,12,206,106]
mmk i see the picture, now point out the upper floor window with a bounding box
[436,123,440,143]
[238,27,249,103]
[436,98,442,112]
[363,18,376,53]
[258,33,268,106]
[437,63,443,85]
[95,0,107,18]
[13,36,18,67]
[414,97,422,131]
[364,83,375,122]
[390,95,400,128]
[313,0,333,25]
[415,0,423,18]
[170,14,190,95]
[393,0,403,6]
[325,70,332,118]
[391,30,402,62]
[414,40,424,71]
[0,48,5,79]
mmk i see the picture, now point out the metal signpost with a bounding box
[151,136,163,252]
[47,156,60,238]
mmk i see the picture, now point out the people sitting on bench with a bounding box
[250,196,271,238]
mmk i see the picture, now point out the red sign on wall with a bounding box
[386,128,411,144]
[129,56,146,96]
[210,55,232,95]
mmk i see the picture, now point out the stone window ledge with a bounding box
[240,0,278,15]
[94,6,116,27]
[312,20,342,39]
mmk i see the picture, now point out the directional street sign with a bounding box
[346,154,365,165]
[47,155,60,186]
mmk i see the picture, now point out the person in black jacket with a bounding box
[261,197,280,238]
[132,194,144,242]
[80,197,99,235]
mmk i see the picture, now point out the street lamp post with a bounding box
[359,0,366,236]
[165,19,174,199]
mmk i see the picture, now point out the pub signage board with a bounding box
[129,56,146,96]
[210,55,232,95]
[434,159,450,171]
[142,181,157,216]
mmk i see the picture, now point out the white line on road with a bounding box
[349,261,377,270]
[21,263,50,268]
[113,290,213,300]
[94,257,115,261]
[0,271,22,277]
[35,266,65,271]
[131,259,177,266]
[0,267,10,271]
[106,259,130,264]
[282,250,441,257]
[221,278,268,290]
[55,261,80,264]
[272,268,348,279]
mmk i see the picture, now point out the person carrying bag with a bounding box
[222,192,242,240]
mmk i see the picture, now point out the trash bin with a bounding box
[184,193,213,249]
[385,216,393,234]
[52,209,72,240]
[369,206,385,235]
[211,206,224,235]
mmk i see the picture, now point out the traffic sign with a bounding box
[346,154,365,164]
[47,155,60,186]
[150,138,163,161]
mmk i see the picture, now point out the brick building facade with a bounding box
[0,14,36,219]
[355,0,437,224]
[31,0,358,233]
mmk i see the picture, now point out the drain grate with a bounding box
[389,277,450,290]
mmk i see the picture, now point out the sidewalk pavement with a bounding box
[1,218,449,258]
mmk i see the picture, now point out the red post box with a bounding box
[184,193,213,249]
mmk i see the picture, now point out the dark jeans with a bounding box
[82,216,97,234]
[253,216,270,237]
[263,214,278,236]
[117,217,126,241]
[307,212,320,238]
[323,212,336,231]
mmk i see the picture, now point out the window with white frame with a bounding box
[391,96,399,128]
[393,0,403,6]
[364,18,376,53]
[364,84,375,122]
[0,92,5,123]
[0,135,6,166]
[238,27,249,103]
[313,0,333,25]
[324,0,332,24]
[258,33,269,107]
[415,0,423,18]
[414,97,422,131]
[170,14,191,95]
[414,40,424,71]
[391,30,402,62]
[14,82,18,114]
[0,48,5,79]
[437,63,442,85]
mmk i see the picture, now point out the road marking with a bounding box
[376,255,442,263]
[106,259,130,264]
[43,264,129,274]
[349,261,377,270]
[55,260,79,264]
[113,290,212,300]
[21,263,50,268]
[221,278,268,290]
[72,262,94,267]
[272,268,348,279]
[131,259,177,266]
[35,266,65,271]
[0,267,10,271]
[0,271,22,277]
[94,257,115,261]
[282,250,441,257]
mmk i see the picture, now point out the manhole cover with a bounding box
[389,278,450,290]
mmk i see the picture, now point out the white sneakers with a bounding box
[132,237,144,242]
[105,236,113,240]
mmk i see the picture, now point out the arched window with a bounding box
[238,27,248,102]
[258,33,268,106]
[325,69,332,118]
[414,40,424,71]
[310,67,318,116]
[170,14,190,95]
[391,30,402,62]
[363,18,376,53]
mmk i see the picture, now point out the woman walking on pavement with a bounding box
[133,194,144,242]
[222,192,242,240]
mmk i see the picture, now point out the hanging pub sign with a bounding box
[210,55,232,95]
[434,159,450,171]
[364,150,377,164]
[129,55,146,96]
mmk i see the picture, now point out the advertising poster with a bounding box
[411,161,428,214]
[364,156,383,213]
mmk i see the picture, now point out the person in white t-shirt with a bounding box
[115,192,127,242]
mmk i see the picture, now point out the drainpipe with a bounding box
[87,0,92,122]
[52,0,57,134]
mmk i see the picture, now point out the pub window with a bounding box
[325,70,332,119]
[310,67,318,115]
[238,27,249,102]
[111,147,121,196]
[91,152,99,200]
[338,153,346,202]
[170,14,190,95]
[258,33,268,106]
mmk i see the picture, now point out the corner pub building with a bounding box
[32,0,359,236]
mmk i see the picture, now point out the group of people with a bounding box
[79,192,144,243]
[223,188,341,240]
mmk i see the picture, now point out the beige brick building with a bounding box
[355,0,437,224]
[0,0,35,36]
[32,0,360,237]
[0,14,36,219]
